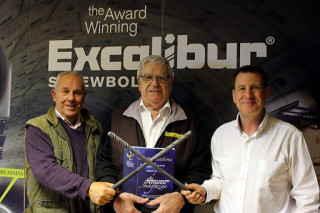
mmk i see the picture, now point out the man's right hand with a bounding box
[181,183,207,204]
[87,182,115,205]
[114,192,148,213]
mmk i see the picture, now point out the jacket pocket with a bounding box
[55,150,70,169]
[35,200,69,213]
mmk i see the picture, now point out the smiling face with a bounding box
[232,72,270,120]
[51,73,86,124]
[138,62,173,109]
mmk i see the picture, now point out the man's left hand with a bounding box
[87,182,115,205]
[147,192,185,213]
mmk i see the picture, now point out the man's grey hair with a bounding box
[137,55,173,77]
[54,71,86,90]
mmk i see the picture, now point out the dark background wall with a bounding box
[0,0,319,212]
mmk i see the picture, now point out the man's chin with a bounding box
[240,109,264,118]
[65,111,79,118]
[149,99,165,105]
[144,99,166,108]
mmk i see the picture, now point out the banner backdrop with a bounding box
[0,0,320,212]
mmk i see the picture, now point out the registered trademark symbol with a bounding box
[266,36,275,45]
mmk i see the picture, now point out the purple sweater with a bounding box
[25,118,93,212]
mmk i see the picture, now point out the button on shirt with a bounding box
[140,100,171,148]
[202,113,320,213]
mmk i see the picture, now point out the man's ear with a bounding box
[232,89,236,103]
[51,89,57,102]
[137,76,142,93]
[83,90,87,101]
[265,87,270,100]
[170,76,174,85]
[169,77,174,92]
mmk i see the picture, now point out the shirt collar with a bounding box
[139,99,171,115]
[235,110,269,137]
[55,108,83,129]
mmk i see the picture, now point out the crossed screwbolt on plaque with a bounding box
[107,131,192,190]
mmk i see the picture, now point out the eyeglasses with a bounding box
[139,75,172,83]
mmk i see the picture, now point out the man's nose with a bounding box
[67,92,75,100]
[244,89,254,97]
[150,77,160,86]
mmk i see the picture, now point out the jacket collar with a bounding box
[123,97,187,130]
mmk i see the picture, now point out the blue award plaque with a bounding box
[123,146,175,200]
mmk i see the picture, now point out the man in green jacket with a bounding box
[25,71,115,213]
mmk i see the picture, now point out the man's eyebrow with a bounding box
[236,84,245,88]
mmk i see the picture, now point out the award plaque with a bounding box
[123,146,175,200]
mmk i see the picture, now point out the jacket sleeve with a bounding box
[95,114,118,184]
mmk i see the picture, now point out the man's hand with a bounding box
[147,192,185,213]
[87,182,115,205]
[181,183,206,204]
[114,192,148,213]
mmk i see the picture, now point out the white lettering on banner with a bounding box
[48,34,269,72]
[85,21,138,37]
[48,76,139,88]
[74,47,101,70]
[85,5,146,37]
[104,6,147,21]
[207,43,237,69]
[48,40,72,71]
[240,43,267,67]
[100,46,122,71]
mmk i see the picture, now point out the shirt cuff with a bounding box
[201,177,222,203]
[202,181,213,203]
[80,178,94,200]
